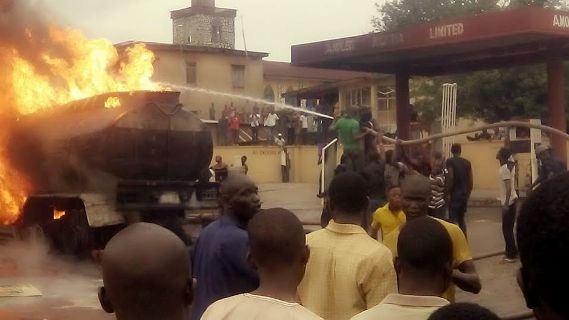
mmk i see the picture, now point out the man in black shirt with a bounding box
[445,144,473,236]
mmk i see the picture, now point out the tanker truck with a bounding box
[8,91,220,255]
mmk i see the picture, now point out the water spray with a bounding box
[160,83,335,120]
[163,83,569,144]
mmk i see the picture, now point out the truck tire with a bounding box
[54,209,92,256]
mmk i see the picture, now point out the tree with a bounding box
[373,0,502,32]
[374,0,567,126]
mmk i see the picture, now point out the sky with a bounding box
[42,0,381,62]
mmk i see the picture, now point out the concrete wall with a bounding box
[211,146,320,184]
[211,141,540,199]
[153,50,264,118]
[461,141,535,197]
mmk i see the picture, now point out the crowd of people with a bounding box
[217,103,313,146]
[97,170,569,320]
[93,107,569,320]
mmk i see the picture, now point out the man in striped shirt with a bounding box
[428,152,448,220]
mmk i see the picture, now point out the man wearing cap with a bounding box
[530,144,566,191]
[275,134,289,182]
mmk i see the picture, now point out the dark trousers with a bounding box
[343,149,365,173]
[428,205,448,220]
[231,129,239,144]
[301,128,308,144]
[287,127,296,145]
[449,199,468,237]
[502,202,519,259]
[251,126,258,143]
[281,165,289,183]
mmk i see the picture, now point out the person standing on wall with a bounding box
[445,144,473,236]
[250,105,261,144]
[264,109,279,142]
[496,147,518,263]
[229,112,240,145]
[287,113,298,145]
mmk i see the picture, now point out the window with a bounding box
[232,65,245,88]
[377,88,395,111]
[344,87,371,108]
[284,87,296,106]
[211,23,221,43]
[186,62,196,84]
[264,85,275,102]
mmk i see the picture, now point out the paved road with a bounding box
[0,183,531,319]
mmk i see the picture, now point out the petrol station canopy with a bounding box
[291,8,569,76]
[291,7,569,159]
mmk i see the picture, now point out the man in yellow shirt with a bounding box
[384,175,481,302]
[368,186,406,240]
[298,172,397,320]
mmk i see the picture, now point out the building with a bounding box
[283,75,397,133]
[172,0,236,49]
[262,61,374,107]
[117,41,267,119]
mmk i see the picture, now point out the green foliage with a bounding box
[372,0,501,32]
[373,0,568,126]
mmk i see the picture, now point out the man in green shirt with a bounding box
[332,109,368,172]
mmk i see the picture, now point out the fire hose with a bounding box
[379,120,569,145]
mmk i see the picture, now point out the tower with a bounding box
[171,0,236,49]
[191,0,215,7]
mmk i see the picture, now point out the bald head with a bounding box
[248,208,306,270]
[220,174,255,198]
[220,174,261,221]
[401,174,431,220]
[100,223,191,320]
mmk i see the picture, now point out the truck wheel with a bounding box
[54,209,92,256]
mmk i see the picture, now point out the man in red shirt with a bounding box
[229,113,240,145]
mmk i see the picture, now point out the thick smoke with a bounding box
[0,0,55,116]
[0,0,69,72]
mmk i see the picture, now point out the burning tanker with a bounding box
[0,0,218,253]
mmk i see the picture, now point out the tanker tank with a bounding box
[8,91,219,255]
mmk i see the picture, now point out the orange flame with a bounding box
[0,23,162,224]
[104,97,121,109]
[53,209,66,220]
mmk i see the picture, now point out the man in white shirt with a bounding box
[250,105,261,143]
[352,217,452,320]
[201,208,322,320]
[299,114,309,144]
[496,147,518,262]
[275,134,289,183]
[264,110,279,141]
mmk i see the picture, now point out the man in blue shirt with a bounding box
[190,175,261,320]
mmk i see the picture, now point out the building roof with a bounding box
[292,7,569,75]
[171,6,236,19]
[116,41,268,59]
[263,60,374,81]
